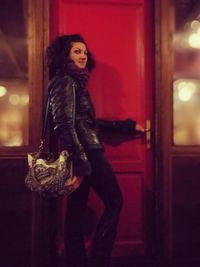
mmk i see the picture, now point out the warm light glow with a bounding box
[0,86,7,97]
[9,94,20,105]
[0,81,29,146]
[0,109,23,146]
[5,136,23,147]
[8,111,23,124]
[188,32,200,48]
[178,88,192,101]
[20,94,29,106]
[174,128,189,145]
[175,81,196,102]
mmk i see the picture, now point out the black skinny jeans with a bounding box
[64,149,123,267]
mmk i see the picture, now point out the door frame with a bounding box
[154,0,175,260]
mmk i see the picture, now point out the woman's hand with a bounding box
[136,123,145,133]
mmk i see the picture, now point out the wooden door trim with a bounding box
[154,0,175,259]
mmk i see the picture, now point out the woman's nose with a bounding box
[80,52,87,59]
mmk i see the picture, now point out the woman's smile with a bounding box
[69,42,88,69]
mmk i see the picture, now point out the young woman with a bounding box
[46,34,144,267]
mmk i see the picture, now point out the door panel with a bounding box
[50,0,153,257]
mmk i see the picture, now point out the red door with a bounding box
[50,0,154,258]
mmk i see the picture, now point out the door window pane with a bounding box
[0,0,29,146]
[174,78,200,144]
[173,2,200,145]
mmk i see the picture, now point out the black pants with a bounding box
[64,149,123,267]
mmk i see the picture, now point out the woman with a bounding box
[46,34,144,267]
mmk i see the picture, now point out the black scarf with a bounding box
[66,61,96,119]
[65,61,89,91]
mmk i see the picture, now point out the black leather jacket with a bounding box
[49,74,136,176]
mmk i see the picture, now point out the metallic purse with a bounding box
[25,84,82,197]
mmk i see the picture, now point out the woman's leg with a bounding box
[86,150,123,267]
[64,178,90,267]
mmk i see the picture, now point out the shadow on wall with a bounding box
[89,61,140,146]
[88,61,125,119]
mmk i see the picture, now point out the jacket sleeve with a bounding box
[97,118,136,134]
[50,76,91,176]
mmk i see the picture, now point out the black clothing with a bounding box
[65,149,123,267]
[49,74,136,177]
[49,74,102,151]
[49,66,137,267]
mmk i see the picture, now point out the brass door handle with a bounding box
[145,120,151,149]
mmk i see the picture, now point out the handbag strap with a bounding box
[39,82,76,153]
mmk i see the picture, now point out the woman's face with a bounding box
[69,42,88,69]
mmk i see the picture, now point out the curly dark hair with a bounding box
[46,34,95,75]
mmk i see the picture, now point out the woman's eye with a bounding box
[74,49,81,54]
[73,49,88,55]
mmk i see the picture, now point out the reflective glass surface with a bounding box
[0,0,29,146]
[173,2,200,145]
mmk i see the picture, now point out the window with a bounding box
[0,0,48,153]
[173,1,200,145]
[0,0,29,146]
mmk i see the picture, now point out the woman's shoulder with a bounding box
[52,74,74,84]
[48,74,75,92]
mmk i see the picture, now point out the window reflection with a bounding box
[0,0,29,147]
[0,80,29,146]
[174,79,200,144]
[173,2,200,145]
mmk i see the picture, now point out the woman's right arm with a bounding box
[97,118,143,135]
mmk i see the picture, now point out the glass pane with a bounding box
[173,2,200,145]
[174,78,200,144]
[0,0,29,146]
